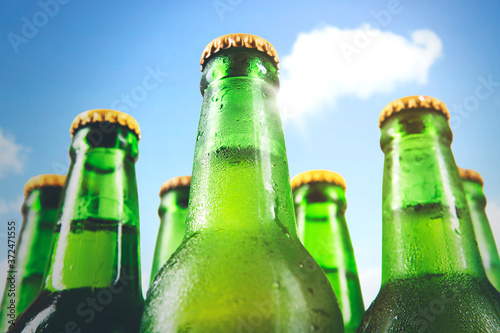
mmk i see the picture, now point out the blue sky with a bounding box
[1,0,499,305]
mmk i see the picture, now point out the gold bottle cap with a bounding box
[200,33,279,71]
[291,170,346,191]
[458,167,484,187]
[24,174,66,197]
[379,95,450,127]
[70,109,141,140]
[159,176,191,197]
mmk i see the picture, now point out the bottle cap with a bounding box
[379,95,450,127]
[458,167,484,187]
[291,170,346,190]
[24,174,66,197]
[70,109,141,140]
[200,33,279,70]
[159,176,191,197]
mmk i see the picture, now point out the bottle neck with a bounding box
[187,49,296,237]
[150,187,189,282]
[380,111,485,284]
[44,124,142,294]
[462,180,500,274]
[294,183,358,272]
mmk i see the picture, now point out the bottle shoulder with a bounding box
[143,231,344,332]
[359,273,500,332]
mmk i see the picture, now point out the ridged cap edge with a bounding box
[200,33,279,71]
[379,95,450,127]
[24,174,66,197]
[458,167,484,187]
[291,170,346,190]
[69,109,141,140]
[159,176,191,197]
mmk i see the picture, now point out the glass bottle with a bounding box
[292,170,364,333]
[150,175,190,284]
[10,109,144,332]
[141,34,344,332]
[459,167,500,290]
[0,174,65,332]
[359,96,500,332]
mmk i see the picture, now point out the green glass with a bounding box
[141,40,344,332]
[359,103,500,332]
[0,179,63,332]
[150,182,190,284]
[294,179,364,333]
[9,116,144,332]
[461,172,500,290]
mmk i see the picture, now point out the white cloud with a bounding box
[278,25,443,122]
[486,199,500,246]
[0,129,29,178]
[0,196,24,216]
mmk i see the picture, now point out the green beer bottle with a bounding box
[358,96,500,332]
[9,110,144,332]
[150,175,191,284]
[141,33,344,332]
[459,167,500,290]
[0,174,65,331]
[292,170,364,333]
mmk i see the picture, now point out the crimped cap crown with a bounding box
[379,95,450,127]
[200,33,279,70]
[458,167,484,187]
[70,109,141,140]
[291,170,346,191]
[159,176,191,197]
[24,174,66,197]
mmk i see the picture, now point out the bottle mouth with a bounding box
[199,49,280,96]
[379,111,453,153]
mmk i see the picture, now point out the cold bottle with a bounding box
[292,170,364,333]
[141,33,344,332]
[0,174,65,331]
[150,176,190,284]
[358,96,500,332]
[459,167,500,290]
[9,109,144,332]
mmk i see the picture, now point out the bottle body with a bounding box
[10,117,144,332]
[359,101,500,332]
[150,184,189,284]
[294,181,364,333]
[0,181,63,332]
[141,41,344,332]
[462,177,500,290]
